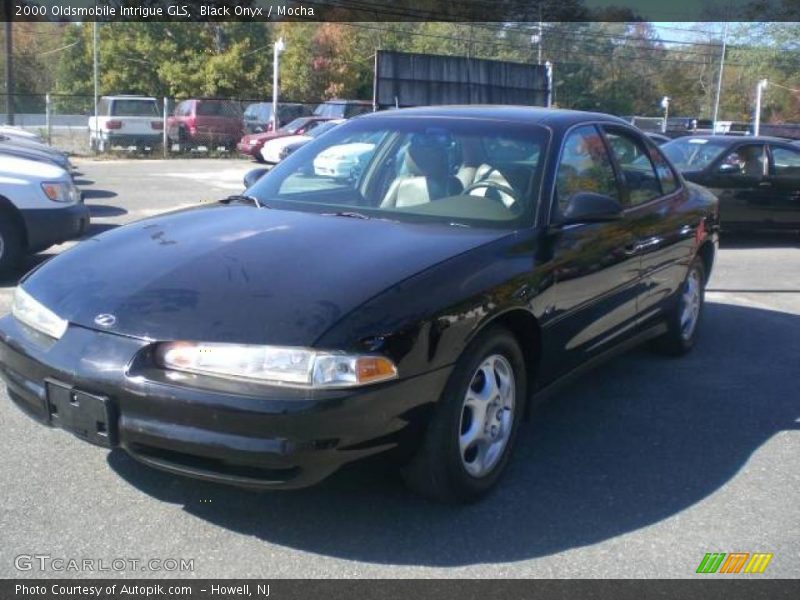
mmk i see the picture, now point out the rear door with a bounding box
[766,144,800,227]
[602,125,692,324]
[541,124,641,378]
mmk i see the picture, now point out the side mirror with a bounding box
[559,192,623,225]
[717,163,740,174]
[243,168,268,188]
[253,126,264,134]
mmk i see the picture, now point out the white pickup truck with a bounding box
[88,95,163,152]
[0,156,89,271]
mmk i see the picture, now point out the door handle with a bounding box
[758,181,773,187]
[625,237,661,256]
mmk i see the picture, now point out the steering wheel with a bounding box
[463,180,520,208]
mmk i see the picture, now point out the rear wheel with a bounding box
[652,257,706,356]
[0,217,23,273]
[401,326,526,503]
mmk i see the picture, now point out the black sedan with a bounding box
[662,135,800,230]
[0,107,719,503]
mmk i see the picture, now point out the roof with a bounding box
[670,134,794,144]
[360,105,629,128]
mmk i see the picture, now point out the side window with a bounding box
[97,98,109,115]
[556,125,618,214]
[604,128,663,205]
[770,146,800,177]
[719,144,767,177]
[648,145,679,195]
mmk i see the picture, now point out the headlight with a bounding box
[12,287,68,340]
[41,181,79,203]
[155,342,398,388]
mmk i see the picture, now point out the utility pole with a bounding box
[712,22,729,135]
[3,4,14,125]
[271,37,285,133]
[93,22,98,140]
[661,97,670,133]
[754,79,767,136]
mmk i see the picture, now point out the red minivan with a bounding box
[166,99,243,151]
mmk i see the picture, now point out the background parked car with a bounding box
[0,155,88,271]
[167,99,243,151]
[0,134,71,172]
[662,135,800,230]
[0,126,43,143]
[313,132,383,180]
[646,132,672,145]
[260,119,345,164]
[313,100,373,119]
[243,102,312,134]
[237,116,335,161]
[88,95,163,153]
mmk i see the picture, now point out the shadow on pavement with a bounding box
[108,302,800,566]
[86,203,127,217]
[0,253,54,287]
[82,189,118,201]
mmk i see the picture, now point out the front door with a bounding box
[705,143,768,228]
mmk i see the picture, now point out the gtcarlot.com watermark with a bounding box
[15,554,194,573]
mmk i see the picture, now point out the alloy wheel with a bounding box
[458,354,516,478]
[680,267,702,341]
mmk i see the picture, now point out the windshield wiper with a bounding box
[321,211,372,220]
[221,194,269,209]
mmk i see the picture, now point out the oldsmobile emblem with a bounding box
[94,314,117,328]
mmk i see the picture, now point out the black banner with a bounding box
[3,580,800,600]
[375,51,548,109]
[3,0,795,22]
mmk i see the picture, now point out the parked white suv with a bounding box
[88,95,162,152]
[0,156,89,271]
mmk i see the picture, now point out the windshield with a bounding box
[280,117,310,134]
[662,138,731,170]
[247,117,549,229]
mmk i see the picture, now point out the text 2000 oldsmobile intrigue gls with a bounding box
[0,107,718,503]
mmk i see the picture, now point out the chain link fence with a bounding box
[1,93,369,158]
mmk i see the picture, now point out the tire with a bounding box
[0,217,24,273]
[652,257,706,356]
[401,326,527,503]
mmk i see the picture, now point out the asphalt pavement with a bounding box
[0,158,798,578]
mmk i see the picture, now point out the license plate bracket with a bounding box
[45,379,116,447]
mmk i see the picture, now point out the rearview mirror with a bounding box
[559,192,623,225]
[243,168,268,189]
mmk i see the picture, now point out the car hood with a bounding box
[0,143,65,168]
[21,205,508,346]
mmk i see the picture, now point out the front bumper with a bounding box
[0,316,449,489]
[20,203,90,253]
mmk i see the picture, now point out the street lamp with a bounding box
[660,96,670,133]
[271,37,285,133]
[754,79,767,136]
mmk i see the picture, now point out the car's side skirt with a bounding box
[529,321,668,409]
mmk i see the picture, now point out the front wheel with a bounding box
[652,257,706,356]
[401,326,526,503]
